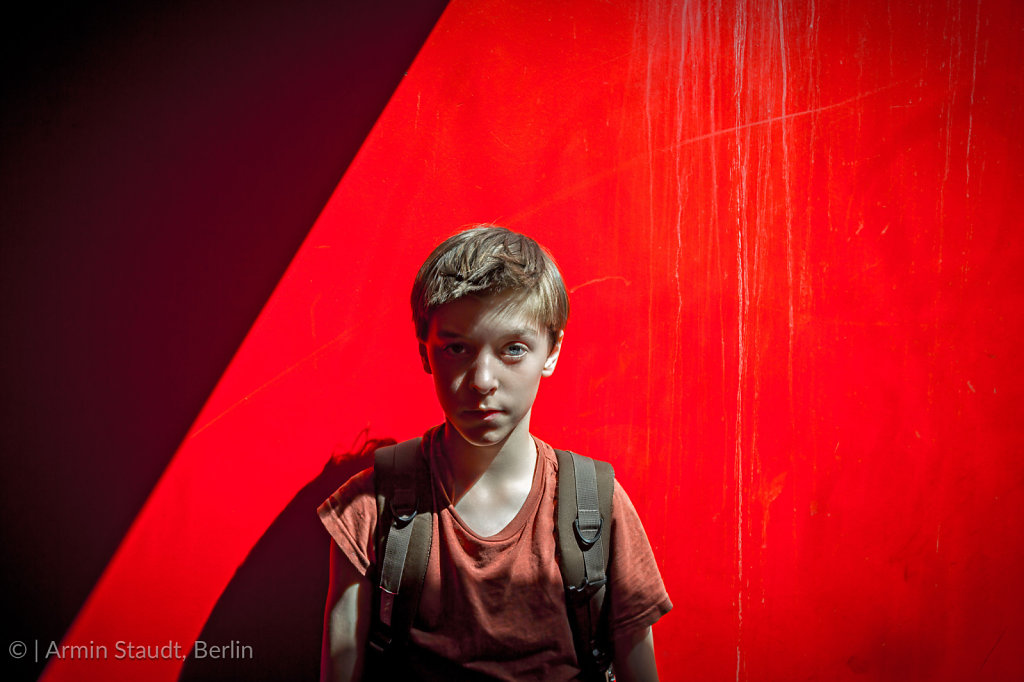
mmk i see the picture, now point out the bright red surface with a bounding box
[43,0,1023,680]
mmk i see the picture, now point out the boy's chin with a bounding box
[445,420,516,449]
[452,427,508,448]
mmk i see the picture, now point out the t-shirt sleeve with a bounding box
[316,467,378,578]
[607,480,673,644]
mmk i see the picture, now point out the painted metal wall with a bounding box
[36,1,1023,680]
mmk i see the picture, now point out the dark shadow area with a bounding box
[0,2,446,680]
[179,434,393,681]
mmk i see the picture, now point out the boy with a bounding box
[318,226,671,680]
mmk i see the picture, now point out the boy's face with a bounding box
[420,290,562,449]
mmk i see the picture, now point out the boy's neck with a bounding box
[439,415,537,499]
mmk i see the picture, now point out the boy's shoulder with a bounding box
[317,466,375,519]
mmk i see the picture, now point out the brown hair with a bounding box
[411,225,569,346]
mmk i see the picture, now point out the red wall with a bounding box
[35,0,1024,680]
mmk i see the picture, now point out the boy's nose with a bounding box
[468,356,497,394]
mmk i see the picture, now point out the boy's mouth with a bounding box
[464,408,503,421]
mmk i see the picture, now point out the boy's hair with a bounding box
[411,225,569,347]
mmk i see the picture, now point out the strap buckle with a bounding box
[566,575,607,603]
[573,516,603,547]
[389,499,417,526]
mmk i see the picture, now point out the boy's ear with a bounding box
[541,330,563,378]
[419,342,432,374]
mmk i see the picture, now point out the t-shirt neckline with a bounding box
[427,426,548,543]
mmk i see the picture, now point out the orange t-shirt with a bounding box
[318,426,672,680]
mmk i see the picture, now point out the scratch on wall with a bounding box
[939,0,964,269]
[188,327,354,440]
[965,0,982,198]
[733,4,750,679]
[777,0,795,414]
[310,293,322,340]
[673,0,687,427]
[641,0,659,478]
[706,3,728,431]
[654,86,896,156]
[568,275,632,293]
[507,86,893,231]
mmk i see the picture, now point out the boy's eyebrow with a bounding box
[506,327,543,338]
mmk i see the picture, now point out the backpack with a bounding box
[366,437,616,681]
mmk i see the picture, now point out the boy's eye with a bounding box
[443,343,467,355]
[505,343,528,358]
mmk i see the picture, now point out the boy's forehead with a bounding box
[429,291,546,337]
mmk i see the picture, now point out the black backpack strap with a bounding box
[368,437,430,656]
[555,449,615,680]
